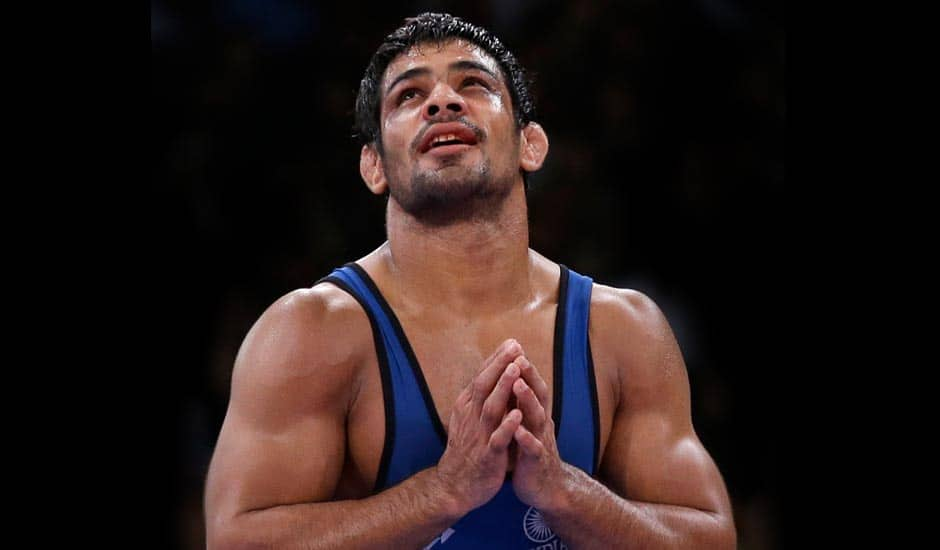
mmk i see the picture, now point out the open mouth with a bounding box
[418,123,481,154]
[430,134,468,148]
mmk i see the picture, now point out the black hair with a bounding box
[354,12,536,153]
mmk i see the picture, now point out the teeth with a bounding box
[433,134,460,144]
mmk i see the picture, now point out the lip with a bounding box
[418,122,480,154]
[422,143,474,157]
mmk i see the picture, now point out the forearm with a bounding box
[540,464,735,550]
[209,467,463,550]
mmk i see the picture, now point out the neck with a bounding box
[381,182,533,317]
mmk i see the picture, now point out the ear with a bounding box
[359,144,388,195]
[519,122,549,172]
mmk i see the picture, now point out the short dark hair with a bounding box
[354,12,536,151]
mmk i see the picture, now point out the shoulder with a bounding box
[589,282,687,405]
[589,283,669,349]
[229,281,375,418]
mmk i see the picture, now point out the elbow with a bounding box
[724,524,738,550]
[206,513,270,550]
[209,542,269,550]
[710,512,737,550]
[717,528,737,550]
[205,527,240,550]
[681,509,735,550]
[207,532,270,550]
[712,529,736,550]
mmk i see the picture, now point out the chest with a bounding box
[337,295,619,499]
[401,306,559,431]
[336,305,558,498]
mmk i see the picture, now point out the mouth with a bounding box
[417,122,481,155]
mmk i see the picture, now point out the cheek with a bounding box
[380,106,408,142]
[489,92,507,115]
[383,118,421,161]
[485,95,516,151]
[381,116,402,147]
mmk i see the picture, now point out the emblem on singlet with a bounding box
[523,507,555,543]
[423,527,456,548]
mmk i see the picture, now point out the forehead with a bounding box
[381,39,504,94]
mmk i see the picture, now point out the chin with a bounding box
[387,160,516,224]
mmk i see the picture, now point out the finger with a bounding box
[513,423,544,457]
[488,408,522,451]
[480,359,522,429]
[471,339,524,404]
[513,378,546,431]
[484,338,521,367]
[518,357,550,406]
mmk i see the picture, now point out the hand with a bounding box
[435,339,526,512]
[510,357,569,510]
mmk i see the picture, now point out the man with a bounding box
[205,12,735,549]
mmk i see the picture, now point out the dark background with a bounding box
[152,1,785,547]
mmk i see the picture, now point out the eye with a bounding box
[462,77,489,89]
[397,88,420,104]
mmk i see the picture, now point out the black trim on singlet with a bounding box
[345,262,450,446]
[586,335,601,474]
[314,274,396,492]
[551,264,570,437]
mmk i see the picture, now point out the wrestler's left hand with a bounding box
[510,357,571,510]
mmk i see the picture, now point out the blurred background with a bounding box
[152,1,784,547]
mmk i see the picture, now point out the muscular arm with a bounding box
[514,287,735,549]
[204,286,463,549]
[204,285,529,549]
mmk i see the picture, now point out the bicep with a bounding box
[596,290,732,516]
[204,289,355,524]
[600,407,730,516]
[206,395,346,519]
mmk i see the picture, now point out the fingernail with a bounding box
[507,363,519,376]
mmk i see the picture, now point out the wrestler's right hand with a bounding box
[435,338,525,512]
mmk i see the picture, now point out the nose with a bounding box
[423,82,467,120]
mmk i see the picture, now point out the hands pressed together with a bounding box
[436,338,568,513]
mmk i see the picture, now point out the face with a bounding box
[369,39,522,222]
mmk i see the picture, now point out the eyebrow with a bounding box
[385,60,500,98]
